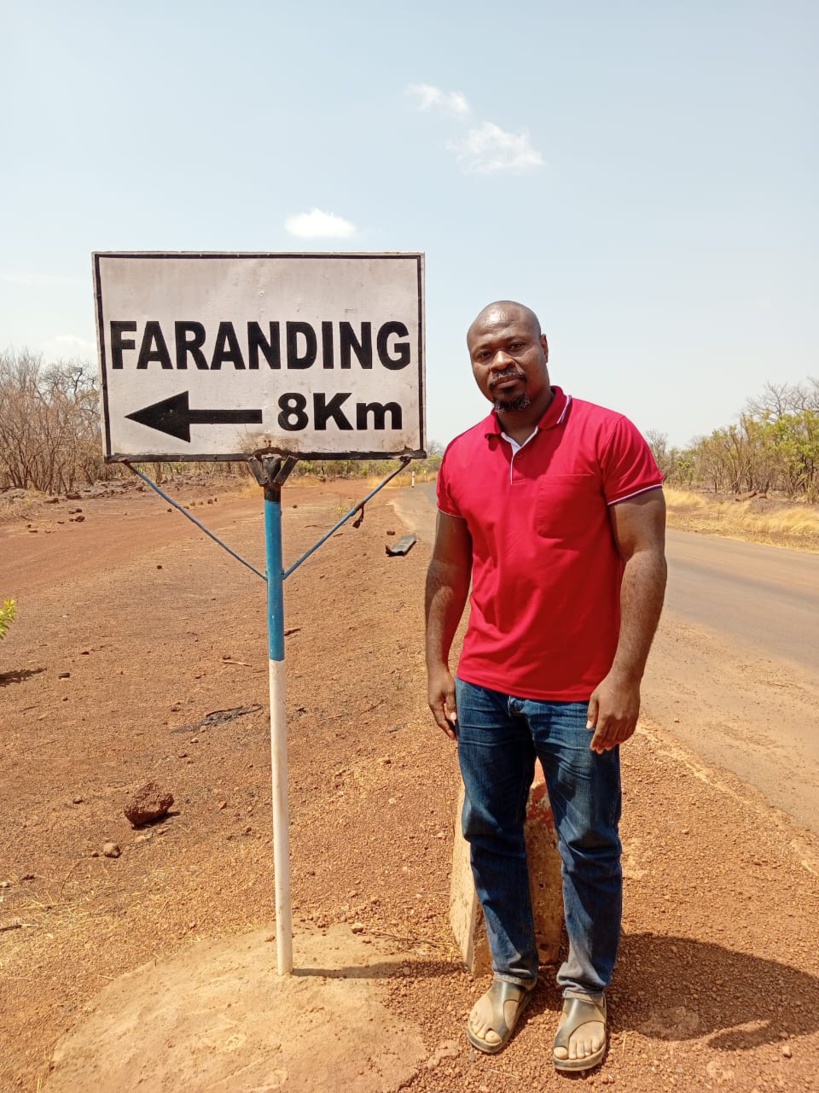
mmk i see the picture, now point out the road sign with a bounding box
[93,252,426,461]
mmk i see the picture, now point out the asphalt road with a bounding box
[648,530,819,835]
[664,529,819,674]
[398,483,819,834]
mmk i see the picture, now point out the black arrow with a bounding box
[125,391,263,442]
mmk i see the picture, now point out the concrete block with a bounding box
[449,763,564,976]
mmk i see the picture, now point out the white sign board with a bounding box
[93,252,426,461]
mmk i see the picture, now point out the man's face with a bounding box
[467,306,550,414]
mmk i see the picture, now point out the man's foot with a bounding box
[552,996,607,1072]
[466,980,536,1055]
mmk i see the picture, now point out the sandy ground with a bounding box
[2,477,819,1092]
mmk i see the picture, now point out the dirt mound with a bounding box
[45,926,427,1093]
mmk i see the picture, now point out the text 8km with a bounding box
[278,393,402,431]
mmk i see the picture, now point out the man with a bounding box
[425,301,666,1072]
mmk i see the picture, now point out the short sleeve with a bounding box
[436,447,464,518]
[600,416,664,504]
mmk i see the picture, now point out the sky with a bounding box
[2,0,817,450]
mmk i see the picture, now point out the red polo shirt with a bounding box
[437,387,663,701]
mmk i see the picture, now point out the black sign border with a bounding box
[93,251,426,463]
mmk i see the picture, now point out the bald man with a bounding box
[425,301,666,1072]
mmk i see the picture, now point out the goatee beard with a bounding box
[494,393,532,413]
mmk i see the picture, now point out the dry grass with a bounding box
[663,487,706,511]
[0,489,48,525]
[665,488,819,551]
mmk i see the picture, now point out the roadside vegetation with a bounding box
[647,378,819,550]
[664,487,819,551]
[647,378,819,502]
[0,349,106,495]
[0,598,15,640]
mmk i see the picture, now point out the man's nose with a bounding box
[489,349,515,370]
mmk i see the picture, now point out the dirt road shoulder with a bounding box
[1,483,818,1092]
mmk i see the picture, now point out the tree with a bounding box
[745,379,819,420]
[767,411,819,500]
[0,350,107,492]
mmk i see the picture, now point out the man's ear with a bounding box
[541,335,549,362]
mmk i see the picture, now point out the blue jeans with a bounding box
[456,678,622,1004]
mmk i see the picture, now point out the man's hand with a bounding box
[586,671,641,754]
[427,664,458,740]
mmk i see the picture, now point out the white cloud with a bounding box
[406,84,543,174]
[406,83,470,118]
[284,208,356,239]
[450,122,544,173]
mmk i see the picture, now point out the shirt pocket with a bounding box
[534,474,600,539]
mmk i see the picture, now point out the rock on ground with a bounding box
[123,781,174,827]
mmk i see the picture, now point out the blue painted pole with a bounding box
[264,481,292,974]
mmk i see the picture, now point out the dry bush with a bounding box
[0,349,110,493]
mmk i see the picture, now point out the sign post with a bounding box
[260,455,296,975]
[94,252,425,974]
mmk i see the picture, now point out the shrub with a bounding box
[0,598,16,640]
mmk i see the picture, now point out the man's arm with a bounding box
[587,488,667,754]
[425,511,473,740]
